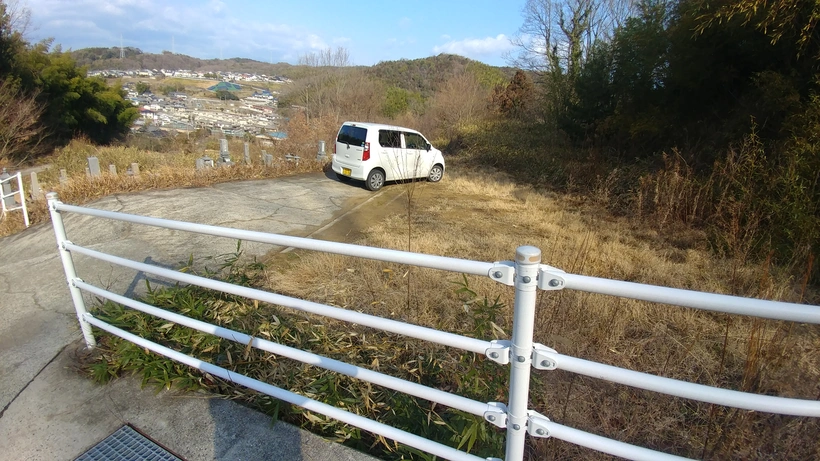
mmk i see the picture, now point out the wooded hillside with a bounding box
[70,47,305,78]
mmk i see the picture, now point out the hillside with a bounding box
[368,53,514,95]
[69,47,301,77]
[69,48,515,94]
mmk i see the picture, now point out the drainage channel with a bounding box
[75,425,183,461]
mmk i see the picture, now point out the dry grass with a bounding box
[0,138,326,238]
[264,161,820,459]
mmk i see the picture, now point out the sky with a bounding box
[19,0,528,67]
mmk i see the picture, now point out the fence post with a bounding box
[505,245,541,461]
[47,192,96,348]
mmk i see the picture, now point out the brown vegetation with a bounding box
[264,162,820,459]
[0,80,46,164]
[0,136,326,237]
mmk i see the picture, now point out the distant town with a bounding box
[89,68,293,142]
[88,68,292,84]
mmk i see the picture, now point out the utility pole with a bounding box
[120,34,124,59]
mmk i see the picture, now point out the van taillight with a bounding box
[362,142,370,161]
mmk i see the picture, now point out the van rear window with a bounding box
[337,125,367,146]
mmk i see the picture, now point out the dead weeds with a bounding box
[265,162,820,459]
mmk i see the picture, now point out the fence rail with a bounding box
[47,192,820,461]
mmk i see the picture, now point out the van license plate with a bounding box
[342,168,351,176]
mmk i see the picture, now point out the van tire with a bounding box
[428,164,444,182]
[366,169,385,191]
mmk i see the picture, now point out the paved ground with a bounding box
[0,172,393,461]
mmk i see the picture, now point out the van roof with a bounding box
[341,121,422,134]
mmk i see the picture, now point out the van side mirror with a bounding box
[426,142,431,151]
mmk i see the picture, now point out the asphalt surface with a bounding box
[0,172,385,461]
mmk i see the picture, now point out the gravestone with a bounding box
[131,163,140,176]
[244,143,251,165]
[87,157,101,177]
[196,156,215,170]
[29,172,43,201]
[59,169,68,185]
[219,139,231,163]
[316,140,327,161]
[109,164,117,175]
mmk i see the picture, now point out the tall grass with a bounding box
[265,164,820,459]
[85,247,506,460]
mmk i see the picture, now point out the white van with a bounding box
[331,121,445,191]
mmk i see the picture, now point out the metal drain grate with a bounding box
[75,425,182,461]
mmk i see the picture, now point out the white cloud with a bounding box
[20,0,331,62]
[433,34,513,58]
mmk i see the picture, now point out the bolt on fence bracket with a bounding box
[532,343,558,370]
[537,265,566,291]
[484,401,508,428]
[527,411,552,438]
[485,340,511,365]
[488,261,515,286]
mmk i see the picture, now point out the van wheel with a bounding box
[366,169,385,191]
[428,164,444,182]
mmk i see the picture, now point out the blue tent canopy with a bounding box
[207,82,242,92]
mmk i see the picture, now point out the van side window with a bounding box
[378,130,401,148]
[404,132,425,150]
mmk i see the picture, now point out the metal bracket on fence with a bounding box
[531,343,558,370]
[537,265,566,291]
[526,411,551,438]
[484,401,508,428]
[485,339,511,365]
[59,240,73,251]
[488,261,515,286]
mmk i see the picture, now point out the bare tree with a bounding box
[2,0,31,37]
[298,46,351,67]
[0,80,47,164]
[508,0,638,77]
[428,71,488,139]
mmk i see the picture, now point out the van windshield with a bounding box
[337,125,367,147]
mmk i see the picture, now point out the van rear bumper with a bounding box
[331,156,366,180]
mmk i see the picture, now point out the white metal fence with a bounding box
[46,192,820,461]
[1,170,29,227]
